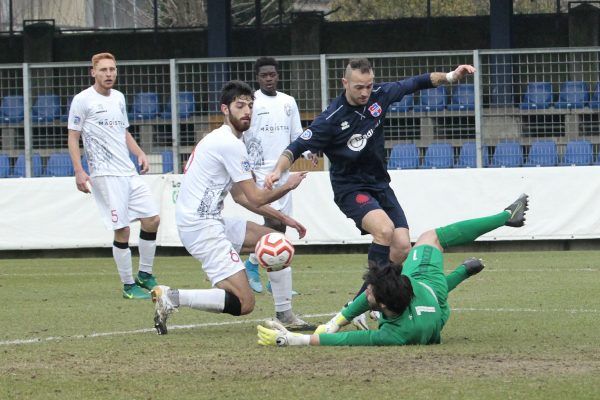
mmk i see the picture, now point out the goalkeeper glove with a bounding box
[257,320,311,347]
[313,311,350,335]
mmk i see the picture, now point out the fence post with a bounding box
[23,63,32,177]
[169,59,180,174]
[320,54,330,171]
[473,50,483,168]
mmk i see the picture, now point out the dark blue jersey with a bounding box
[288,73,433,195]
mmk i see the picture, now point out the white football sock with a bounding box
[268,267,293,312]
[178,288,226,313]
[137,237,156,274]
[112,246,134,284]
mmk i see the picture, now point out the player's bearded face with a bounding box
[226,96,253,132]
[343,70,374,106]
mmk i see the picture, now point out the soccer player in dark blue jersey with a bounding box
[266,58,475,298]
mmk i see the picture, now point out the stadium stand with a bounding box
[555,81,589,109]
[161,91,196,119]
[44,152,74,176]
[161,150,174,173]
[447,84,475,111]
[129,92,160,120]
[455,142,489,168]
[1,95,25,123]
[490,141,523,167]
[11,153,43,177]
[421,142,454,169]
[387,143,419,169]
[388,94,414,113]
[0,153,10,178]
[590,82,600,109]
[60,97,73,122]
[560,139,593,166]
[524,140,558,167]
[520,82,553,109]
[414,86,447,112]
[32,94,61,122]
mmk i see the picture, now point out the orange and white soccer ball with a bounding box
[255,232,295,271]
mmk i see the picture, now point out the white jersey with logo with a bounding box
[243,90,303,183]
[68,86,136,177]
[176,124,253,231]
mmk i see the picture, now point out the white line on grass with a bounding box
[1,307,599,347]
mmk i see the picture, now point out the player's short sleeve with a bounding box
[118,91,130,129]
[67,94,86,131]
[222,139,253,183]
[289,98,304,142]
[287,112,331,159]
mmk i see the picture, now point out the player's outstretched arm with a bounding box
[265,150,294,190]
[430,64,476,87]
[257,320,319,347]
[236,172,307,208]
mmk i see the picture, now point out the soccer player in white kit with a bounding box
[150,80,315,335]
[243,57,318,293]
[67,52,161,300]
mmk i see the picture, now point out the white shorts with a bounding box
[178,217,248,286]
[91,175,158,230]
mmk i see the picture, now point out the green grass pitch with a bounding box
[1,251,599,399]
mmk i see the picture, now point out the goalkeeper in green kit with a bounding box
[257,194,529,347]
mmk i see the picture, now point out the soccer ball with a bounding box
[255,232,295,271]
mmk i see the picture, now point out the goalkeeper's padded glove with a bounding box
[351,312,369,330]
[313,311,350,335]
[257,320,311,347]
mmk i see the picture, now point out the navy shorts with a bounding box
[334,186,408,235]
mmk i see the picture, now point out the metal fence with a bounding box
[1,47,599,177]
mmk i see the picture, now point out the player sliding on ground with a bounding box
[257,193,529,347]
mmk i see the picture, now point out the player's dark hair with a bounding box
[363,260,413,316]
[255,57,279,74]
[220,80,254,106]
[347,58,372,75]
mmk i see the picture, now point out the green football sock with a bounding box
[445,265,468,292]
[435,211,510,249]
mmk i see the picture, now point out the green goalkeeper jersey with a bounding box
[319,245,448,346]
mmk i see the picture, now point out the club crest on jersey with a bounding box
[73,116,81,125]
[241,160,251,172]
[300,129,312,140]
[368,102,382,117]
[284,103,292,117]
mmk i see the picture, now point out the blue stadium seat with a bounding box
[590,82,600,109]
[555,81,589,109]
[525,140,558,167]
[447,84,475,111]
[32,94,61,122]
[421,143,454,169]
[161,91,196,119]
[560,140,593,166]
[520,82,553,110]
[130,153,141,173]
[81,154,90,174]
[388,94,414,113]
[45,152,74,176]
[387,143,419,170]
[11,153,43,177]
[455,142,489,168]
[0,154,10,178]
[161,150,174,173]
[490,141,523,167]
[1,95,25,123]
[129,92,160,120]
[414,86,447,112]
[60,97,73,123]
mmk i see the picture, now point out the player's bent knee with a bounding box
[372,225,395,244]
[223,291,252,316]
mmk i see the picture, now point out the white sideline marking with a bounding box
[1,308,599,347]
